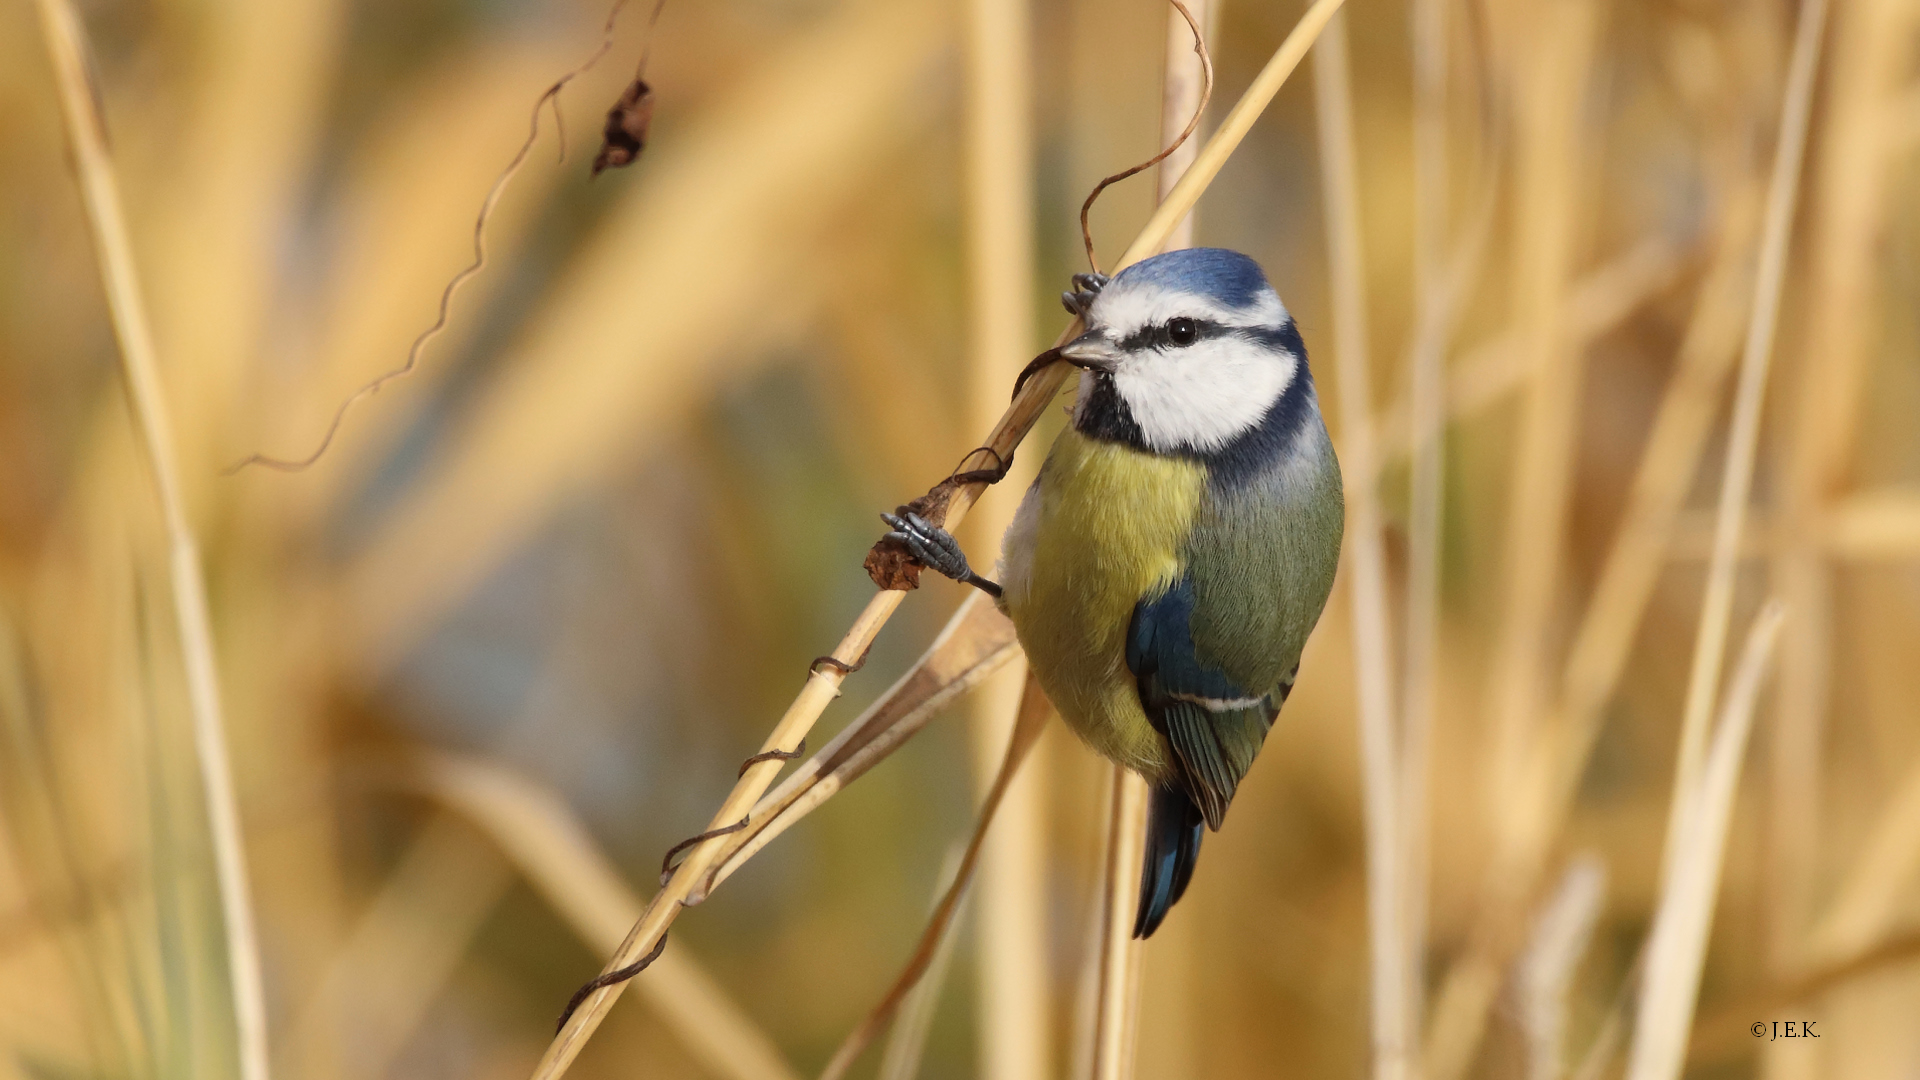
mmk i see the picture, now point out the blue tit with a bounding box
[883,247,1344,938]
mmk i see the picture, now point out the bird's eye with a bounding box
[1166,317,1198,346]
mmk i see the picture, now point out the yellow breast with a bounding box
[1004,427,1204,776]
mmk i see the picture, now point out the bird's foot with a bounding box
[880,512,1002,597]
[1061,271,1111,317]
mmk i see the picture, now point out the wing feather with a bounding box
[1127,578,1277,830]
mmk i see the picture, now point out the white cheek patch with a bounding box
[1113,336,1298,453]
[1093,285,1290,343]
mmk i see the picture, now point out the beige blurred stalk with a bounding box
[1422,2,1604,1073]
[1660,0,1826,892]
[1312,10,1411,1080]
[1481,0,1600,884]
[30,4,270,1080]
[1633,0,1825,1071]
[1398,0,1459,1059]
[959,0,1049,1076]
[1769,0,1917,1037]
[1089,767,1148,1080]
[1517,854,1607,1080]
[1626,603,1787,1080]
[877,846,971,1080]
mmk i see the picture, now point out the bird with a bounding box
[882,247,1345,938]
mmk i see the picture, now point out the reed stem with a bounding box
[1660,0,1828,892]
[1313,11,1410,1079]
[32,4,270,1078]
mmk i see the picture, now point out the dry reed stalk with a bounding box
[1547,180,1765,801]
[1422,207,1763,1080]
[1624,602,1786,1080]
[1133,0,1349,252]
[1410,0,1449,327]
[1416,149,1763,1080]
[524,5,1351,1074]
[404,752,800,1080]
[1402,25,1451,1025]
[1155,0,1217,248]
[1089,766,1150,1080]
[1447,180,1765,969]
[31,5,270,1079]
[1312,12,1411,1080]
[1067,849,1108,1080]
[966,662,1050,1080]
[1659,0,1826,899]
[1398,0,1477,1044]
[1424,5,1601,1075]
[1424,6,1820,1062]
[960,0,1047,1073]
[817,673,1052,1080]
[1768,0,1911,982]
[1481,0,1600,863]
[1515,854,1606,1080]
[698,595,1020,897]
[876,845,971,1080]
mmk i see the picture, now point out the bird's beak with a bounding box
[1058,329,1120,373]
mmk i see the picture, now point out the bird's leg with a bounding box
[1060,271,1111,317]
[880,512,1003,598]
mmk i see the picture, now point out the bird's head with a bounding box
[1059,248,1309,457]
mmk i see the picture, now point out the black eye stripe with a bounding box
[1117,318,1232,352]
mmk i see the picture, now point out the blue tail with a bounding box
[1134,784,1206,938]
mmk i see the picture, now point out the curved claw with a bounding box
[1063,271,1112,317]
[876,511,1003,598]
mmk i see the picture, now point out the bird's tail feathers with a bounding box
[1134,784,1206,938]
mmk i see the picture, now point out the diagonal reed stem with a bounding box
[32,3,270,1079]
[816,672,1052,1080]
[526,4,1349,1076]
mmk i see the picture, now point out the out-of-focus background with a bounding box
[3,0,1919,1077]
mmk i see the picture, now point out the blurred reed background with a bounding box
[3,0,1920,1077]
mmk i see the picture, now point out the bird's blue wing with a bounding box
[1126,577,1282,830]
[1125,576,1284,937]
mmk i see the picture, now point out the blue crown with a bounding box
[1113,247,1274,311]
